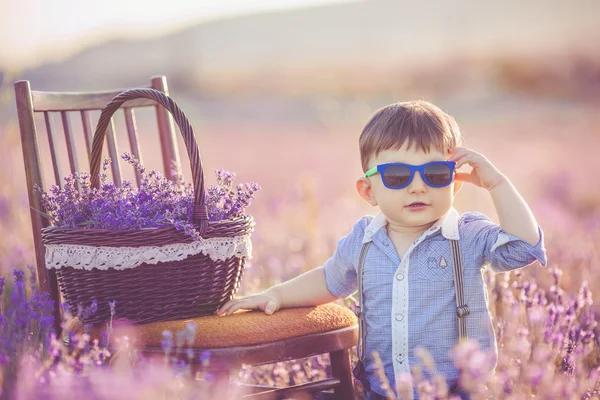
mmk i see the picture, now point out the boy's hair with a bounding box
[359,100,463,172]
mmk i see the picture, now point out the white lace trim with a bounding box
[45,235,252,271]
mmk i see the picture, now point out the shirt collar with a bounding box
[362,207,460,244]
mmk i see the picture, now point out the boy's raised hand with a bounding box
[448,147,507,191]
[214,290,281,316]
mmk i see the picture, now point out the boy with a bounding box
[215,100,547,399]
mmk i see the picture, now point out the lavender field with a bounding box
[1,75,600,398]
[1,1,600,390]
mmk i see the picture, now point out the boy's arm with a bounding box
[488,178,540,246]
[266,266,340,308]
[267,218,366,307]
[449,147,540,245]
[215,266,339,316]
[216,218,365,316]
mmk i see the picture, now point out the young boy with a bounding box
[215,100,547,399]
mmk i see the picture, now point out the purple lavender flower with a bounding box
[35,154,260,241]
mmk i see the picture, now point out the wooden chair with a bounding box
[14,76,358,399]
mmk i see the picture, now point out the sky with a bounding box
[0,0,352,70]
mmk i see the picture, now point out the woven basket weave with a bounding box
[41,88,254,325]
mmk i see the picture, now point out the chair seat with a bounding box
[65,303,357,349]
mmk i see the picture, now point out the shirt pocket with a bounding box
[415,239,455,282]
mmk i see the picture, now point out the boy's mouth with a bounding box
[406,202,430,209]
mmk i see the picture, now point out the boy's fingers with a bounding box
[454,154,479,169]
[455,171,474,183]
[450,154,469,169]
[214,302,227,315]
[215,295,275,316]
[214,301,233,315]
[448,146,466,154]
[216,298,244,315]
[226,304,241,315]
[449,148,483,163]
[448,150,468,162]
[264,299,277,315]
[220,302,239,316]
[450,147,479,156]
[226,298,257,315]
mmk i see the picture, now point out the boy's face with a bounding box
[357,142,461,230]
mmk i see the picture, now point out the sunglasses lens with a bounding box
[423,163,453,186]
[383,165,412,188]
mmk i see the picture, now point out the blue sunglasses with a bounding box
[365,161,456,189]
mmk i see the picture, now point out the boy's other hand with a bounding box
[448,147,507,191]
[214,290,281,316]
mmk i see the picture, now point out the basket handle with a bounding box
[89,88,209,235]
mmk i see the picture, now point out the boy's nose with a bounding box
[407,172,427,193]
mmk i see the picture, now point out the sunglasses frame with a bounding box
[365,161,456,189]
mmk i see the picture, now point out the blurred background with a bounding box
[1,0,600,294]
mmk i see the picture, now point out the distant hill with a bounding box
[15,0,600,95]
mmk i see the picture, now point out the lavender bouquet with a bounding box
[36,152,260,241]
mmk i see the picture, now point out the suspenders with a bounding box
[353,239,470,375]
[450,240,470,340]
[355,241,372,365]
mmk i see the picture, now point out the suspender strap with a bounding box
[355,239,469,363]
[450,239,470,340]
[355,241,371,363]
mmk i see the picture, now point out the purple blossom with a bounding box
[35,153,260,241]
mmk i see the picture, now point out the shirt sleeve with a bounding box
[322,217,370,298]
[460,212,547,273]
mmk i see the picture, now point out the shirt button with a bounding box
[383,242,389,246]
[396,355,404,363]
[395,314,404,321]
[396,273,404,281]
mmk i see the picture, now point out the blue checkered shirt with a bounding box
[323,208,547,398]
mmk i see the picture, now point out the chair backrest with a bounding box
[13,75,182,331]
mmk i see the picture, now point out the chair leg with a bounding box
[330,348,355,400]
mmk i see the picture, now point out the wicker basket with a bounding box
[41,88,254,325]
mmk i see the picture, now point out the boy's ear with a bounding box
[356,177,378,206]
[452,179,463,197]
